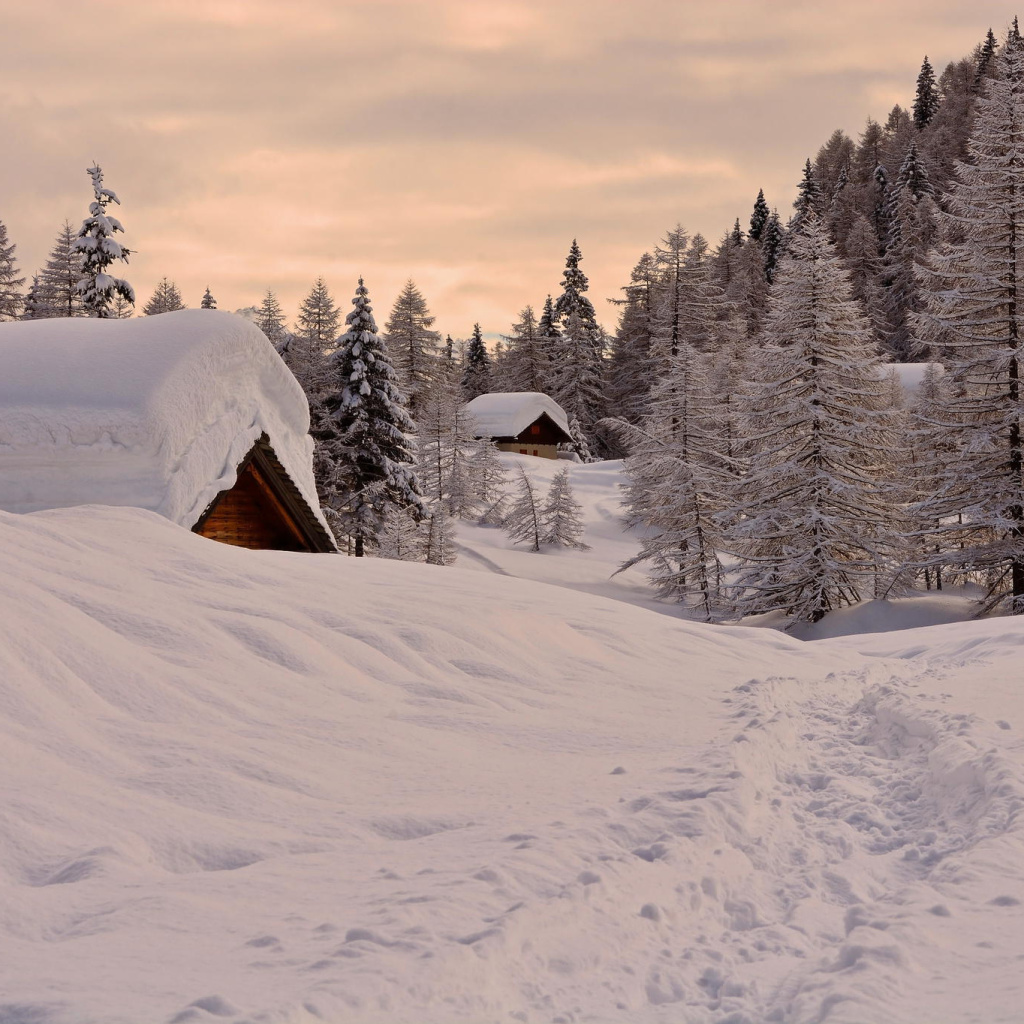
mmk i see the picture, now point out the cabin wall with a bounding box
[497,442,559,460]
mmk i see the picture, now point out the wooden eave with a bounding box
[485,412,572,446]
[192,433,336,553]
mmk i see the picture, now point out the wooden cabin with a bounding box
[0,309,336,553]
[465,392,573,459]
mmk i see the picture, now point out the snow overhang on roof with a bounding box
[464,392,571,441]
[0,309,330,538]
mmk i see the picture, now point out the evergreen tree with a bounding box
[461,322,492,400]
[815,129,856,201]
[500,305,549,393]
[0,219,25,321]
[317,278,423,556]
[549,311,605,436]
[749,189,770,242]
[725,216,895,624]
[553,238,599,336]
[791,158,824,233]
[606,252,659,422]
[913,38,1024,612]
[142,277,186,315]
[424,504,458,565]
[914,56,940,130]
[74,165,133,317]
[541,467,588,549]
[378,507,425,562]
[35,221,83,318]
[21,276,45,320]
[975,28,998,89]
[384,280,441,419]
[297,277,341,351]
[255,290,288,346]
[761,210,785,284]
[503,466,544,552]
[201,287,217,309]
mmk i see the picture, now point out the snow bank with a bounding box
[0,310,326,533]
[465,391,570,439]
[4,505,1024,1023]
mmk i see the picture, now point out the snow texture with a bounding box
[0,309,327,534]
[464,391,570,440]
[2,502,1024,1024]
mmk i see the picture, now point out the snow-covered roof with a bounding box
[877,362,944,393]
[465,391,571,440]
[0,309,328,535]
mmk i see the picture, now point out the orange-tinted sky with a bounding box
[1,1,1016,339]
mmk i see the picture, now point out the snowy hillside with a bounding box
[3,505,1024,1024]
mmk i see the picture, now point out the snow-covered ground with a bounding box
[3,502,1024,1023]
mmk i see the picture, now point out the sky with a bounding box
[1,1,1017,340]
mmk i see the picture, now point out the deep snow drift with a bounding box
[3,505,1024,1024]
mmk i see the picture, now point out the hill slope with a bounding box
[2,505,1023,1023]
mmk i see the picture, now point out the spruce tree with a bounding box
[74,165,133,317]
[35,221,83,318]
[541,467,588,549]
[0,219,25,321]
[761,210,785,284]
[914,56,940,130]
[201,287,217,309]
[384,279,441,419]
[791,158,824,233]
[549,312,605,437]
[255,290,288,346]
[22,276,45,320]
[318,278,423,556]
[605,252,658,422]
[461,323,492,400]
[913,38,1024,612]
[976,28,998,88]
[142,278,186,315]
[297,277,341,351]
[749,189,770,242]
[725,215,895,624]
[553,238,600,336]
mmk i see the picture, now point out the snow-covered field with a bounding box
[3,496,1024,1024]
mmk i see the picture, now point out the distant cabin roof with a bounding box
[465,392,571,441]
[0,309,329,537]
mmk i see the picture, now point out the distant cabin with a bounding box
[465,392,573,459]
[0,309,335,553]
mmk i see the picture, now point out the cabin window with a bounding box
[530,424,541,435]
[533,450,539,456]
[519,449,527,454]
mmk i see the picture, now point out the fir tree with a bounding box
[500,305,549,393]
[317,278,423,556]
[975,28,998,89]
[22,276,45,320]
[384,280,441,419]
[255,290,288,346]
[791,158,824,233]
[297,277,341,351]
[201,287,217,309]
[503,466,544,552]
[142,278,186,315]
[749,189,770,242]
[913,38,1024,612]
[461,322,492,400]
[761,210,785,284]
[725,215,895,624]
[914,56,940,130]
[74,165,133,317]
[541,467,588,549]
[549,312,605,436]
[605,252,659,422]
[0,219,25,321]
[35,221,83,318]
[553,238,599,336]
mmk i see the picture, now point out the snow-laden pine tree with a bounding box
[416,363,478,516]
[541,467,588,549]
[790,159,824,234]
[563,414,594,463]
[201,287,217,309]
[913,36,1024,612]
[378,506,425,562]
[424,504,458,565]
[499,305,549,393]
[22,277,45,320]
[255,290,288,348]
[761,210,785,284]
[605,252,658,423]
[33,221,83,318]
[0,219,25,321]
[549,311,605,439]
[74,165,133,317]
[725,214,895,624]
[503,466,544,552]
[318,278,423,556]
[749,189,770,242]
[914,56,940,130]
[143,278,186,315]
[297,277,341,353]
[617,332,728,622]
[384,280,441,419]
[553,238,600,337]
[461,323,492,401]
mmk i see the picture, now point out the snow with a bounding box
[0,310,327,535]
[4,503,1024,1023]
[465,391,570,439]
[877,361,943,394]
